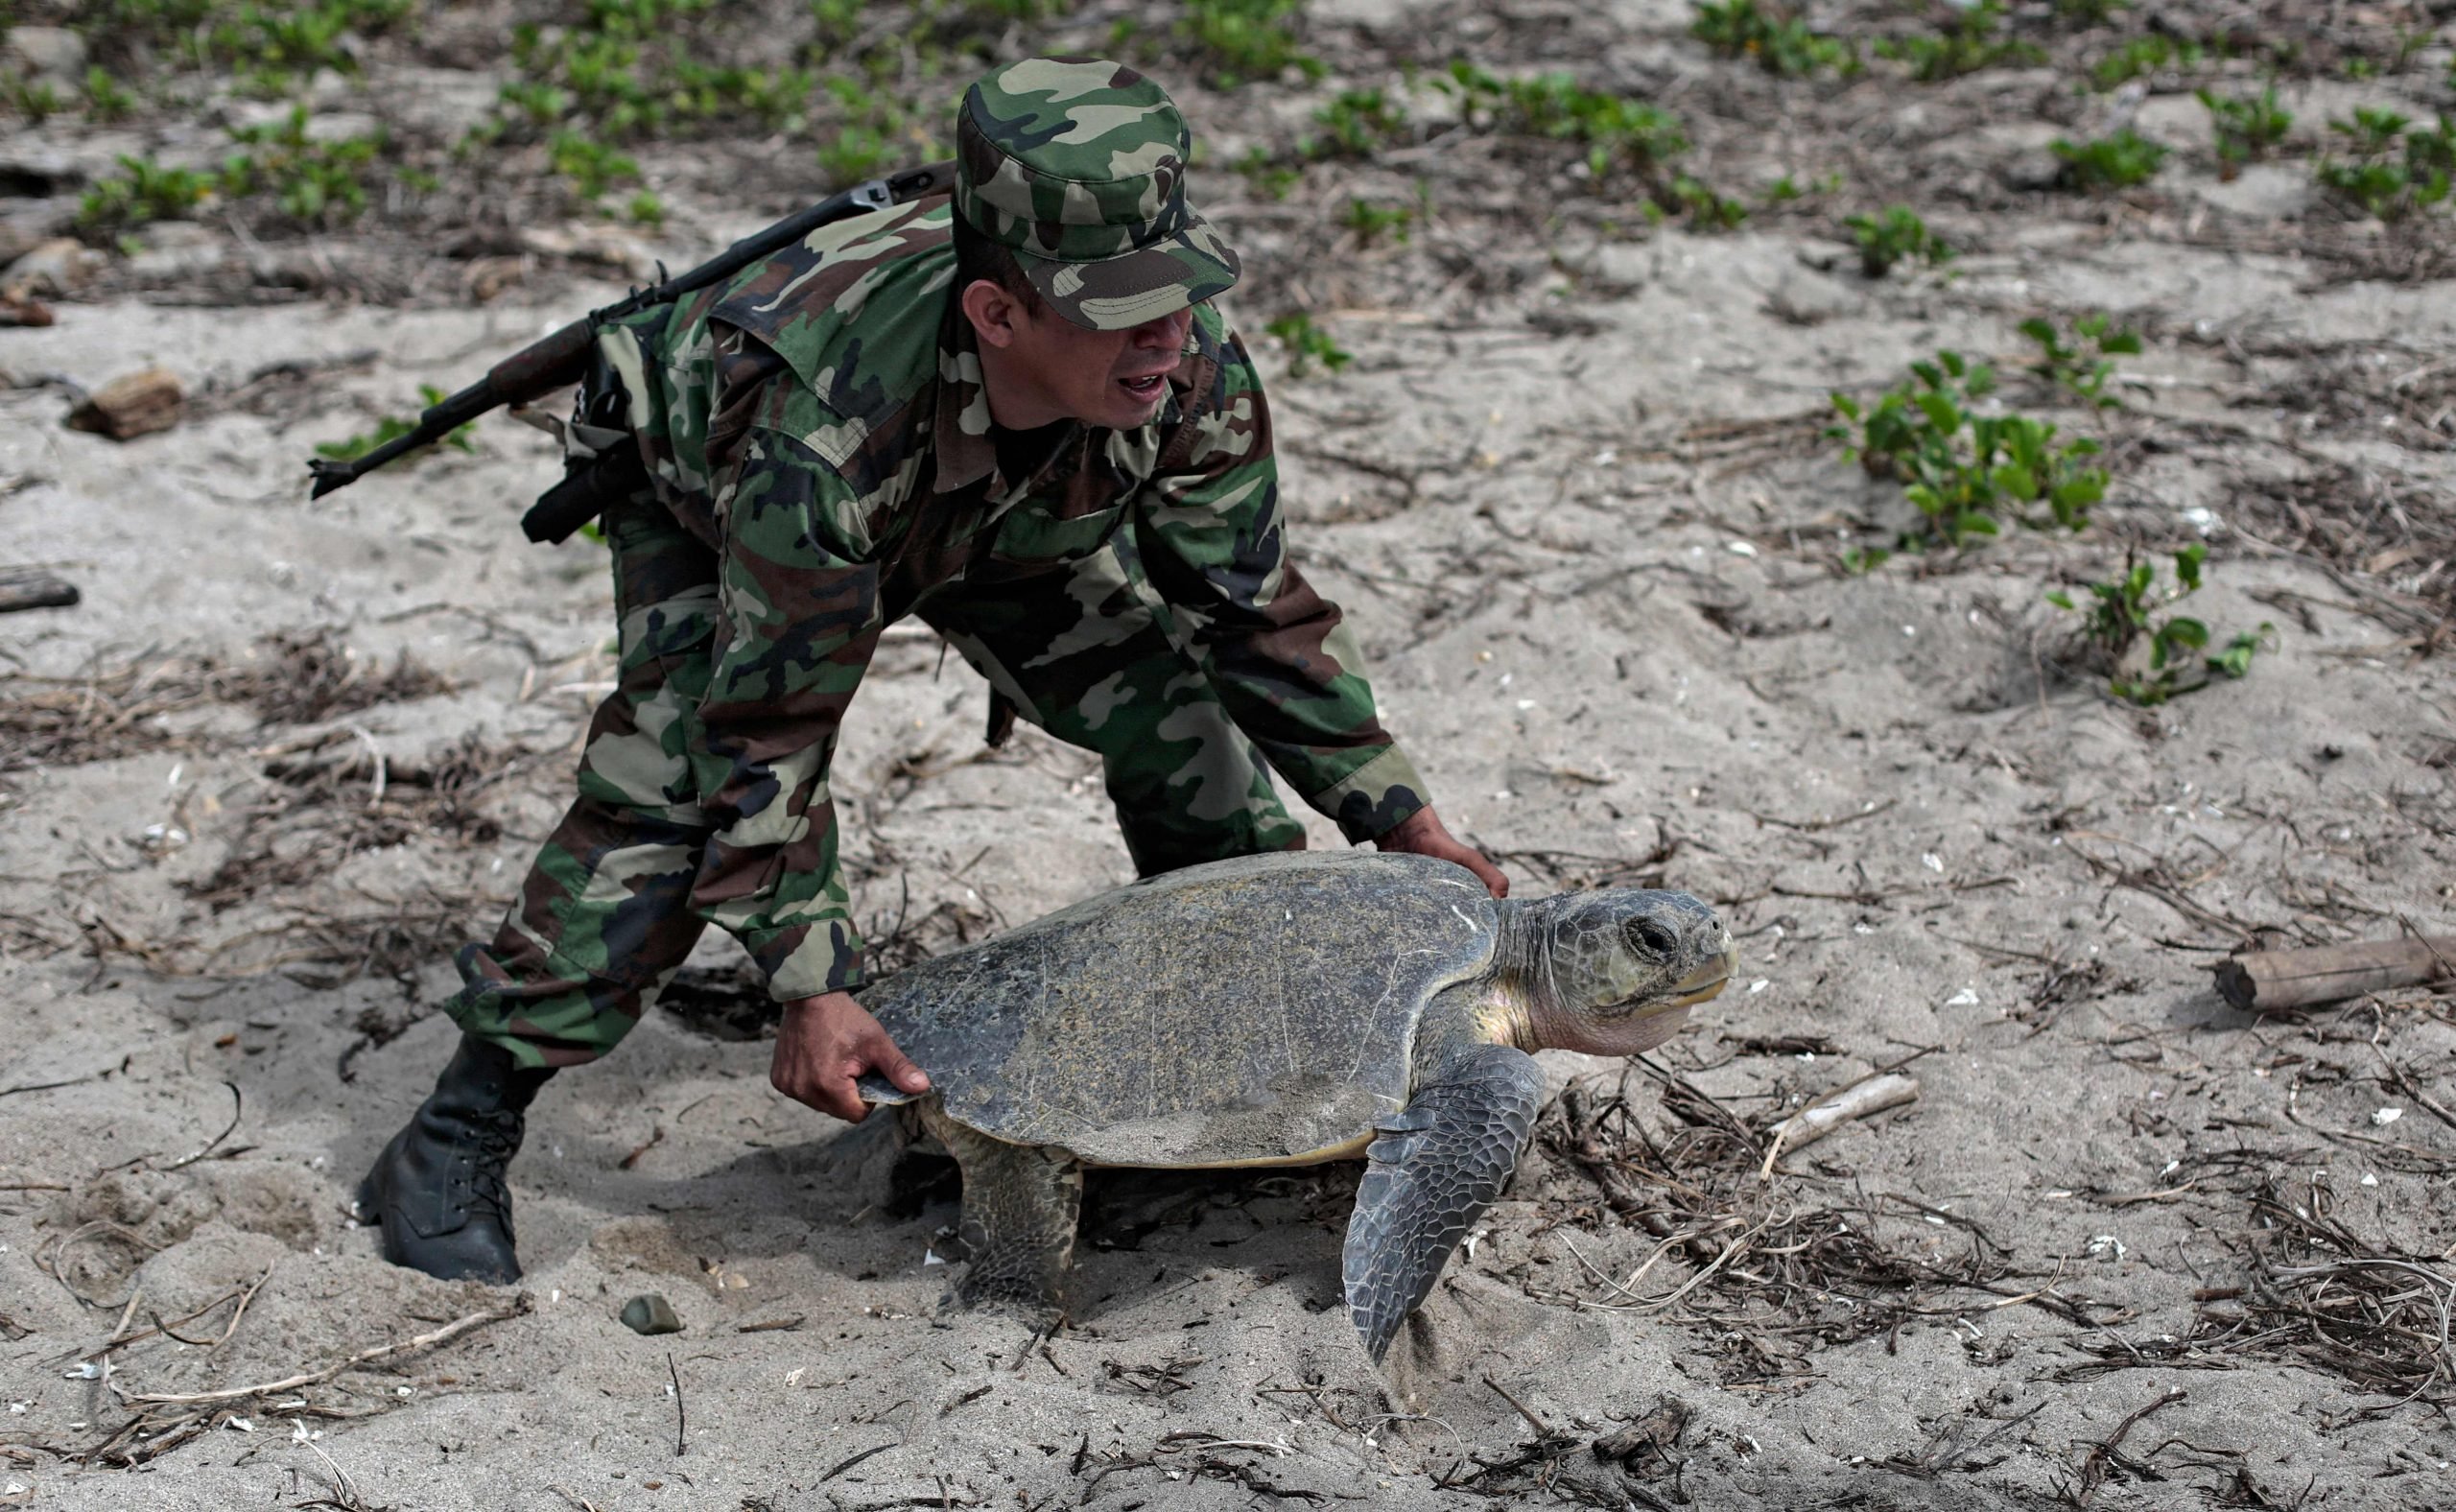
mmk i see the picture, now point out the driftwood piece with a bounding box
[2212,935,2456,1013]
[1761,1074,1920,1169]
[66,366,183,439]
[0,567,76,613]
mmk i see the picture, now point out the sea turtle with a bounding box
[857,851,1736,1362]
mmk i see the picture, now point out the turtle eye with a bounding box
[1626,916,1679,957]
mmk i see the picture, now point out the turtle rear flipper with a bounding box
[1341,1044,1546,1364]
[921,1102,1081,1329]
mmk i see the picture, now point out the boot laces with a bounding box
[459,1109,525,1221]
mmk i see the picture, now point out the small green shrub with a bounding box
[83,65,139,121]
[314,385,478,463]
[1265,312,1351,379]
[1845,205,1952,276]
[2197,82,2291,172]
[2052,0,2129,25]
[1829,350,2108,553]
[1689,0,1855,77]
[225,106,383,226]
[2048,545,2273,704]
[1176,0,1323,87]
[549,130,642,201]
[1307,87,1408,158]
[1341,197,1414,245]
[1233,146,1300,200]
[2090,35,2202,90]
[2051,128,2168,189]
[1439,61,1688,179]
[1875,2,2042,83]
[9,76,65,122]
[2019,312,2141,408]
[2314,107,2452,219]
[1670,176,1748,228]
[76,155,214,234]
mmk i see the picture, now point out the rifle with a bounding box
[303,160,957,512]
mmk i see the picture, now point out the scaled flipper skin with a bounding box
[1341,1044,1547,1363]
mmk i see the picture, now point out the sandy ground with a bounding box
[2,1,2454,1508]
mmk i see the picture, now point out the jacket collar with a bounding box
[930,301,1002,498]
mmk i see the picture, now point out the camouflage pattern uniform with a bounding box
[448,59,1432,1067]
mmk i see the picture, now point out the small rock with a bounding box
[5,237,102,298]
[2001,151,2066,193]
[619,1293,682,1335]
[126,222,226,280]
[518,224,657,281]
[67,367,183,440]
[3,26,86,82]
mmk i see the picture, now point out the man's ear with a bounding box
[960,278,1024,350]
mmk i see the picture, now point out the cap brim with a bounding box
[1017,212,1241,331]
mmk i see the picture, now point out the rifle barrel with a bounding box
[302,160,956,500]
[306,375,498,498]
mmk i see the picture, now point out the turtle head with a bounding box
[1513,889,1736,1056]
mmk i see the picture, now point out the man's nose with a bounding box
[1131,308,1192,349]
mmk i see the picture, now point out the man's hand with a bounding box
[769,990,931,1123]
[1373,806,1508,897]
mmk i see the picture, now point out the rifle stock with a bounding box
[304,159,956,501]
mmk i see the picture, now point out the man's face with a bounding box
[969,281,1193,432]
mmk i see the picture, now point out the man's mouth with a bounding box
[1117,371,1168,403]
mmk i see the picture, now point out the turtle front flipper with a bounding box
[920,1102,1081,1329]
[1341,1044,1546,1364]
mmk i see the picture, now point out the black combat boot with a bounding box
[356,1037,555,1283]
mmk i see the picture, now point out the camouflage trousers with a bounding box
[445,490,1305,1067]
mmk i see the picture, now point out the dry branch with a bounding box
[122,1293,530,1406]
[1763,1074,1920,1165]
[2213,935,2456,1012]
[0,567,77,614]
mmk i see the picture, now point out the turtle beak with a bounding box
[1664,939,1739,1008]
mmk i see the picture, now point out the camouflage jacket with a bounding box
[593,197,1428,1001]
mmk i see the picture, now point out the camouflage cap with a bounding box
[955,57,1240,331]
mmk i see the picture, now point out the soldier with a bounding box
[358,56,1508,1283]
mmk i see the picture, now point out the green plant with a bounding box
[1875,1,2042,82]
[1233,146,1300,200]
[314,384,477,463]
[2019,312,2141,408]
[1341,197,1414,244]
[626,190,666,225]
[1828,350,2108,550]
[1439,61,1688,179]
[1670,175,1748,228]
[197,0,415,95]
[1689,0,1855,77]
[225,106,383,225]
[83,65,138,121]
[549,130,642,201]
[2197,81,2290,173]
[75,154,213,234]
[2090,35,2202,90]
[1176,0,1323,87]
[1764,169,1846,202]
[1844,205,1951,276]
[1306,87,1407,158]
[2052,0,2128,25]
[1265,312,1351,379]
[2047,545,2273,704]
[8,76,64,122]
[2051,127,2168,189]
[2314,107,2454,219]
